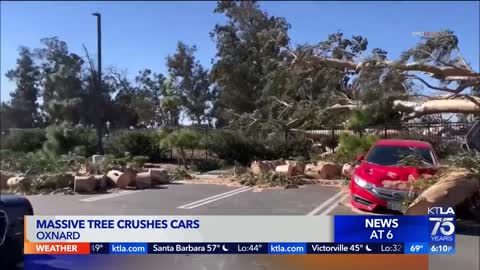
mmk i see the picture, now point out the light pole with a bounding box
[92,12,101,86]
[92,12,104,154]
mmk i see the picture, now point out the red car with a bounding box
[350,139,439,212]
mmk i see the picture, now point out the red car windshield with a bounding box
[365,145,435,166]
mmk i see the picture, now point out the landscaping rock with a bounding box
[135,171,152,189]
[150,168,170,185]
[275,164,294,177]
[106,170,132,189]
[405,169,480,215]
[74,175,98,193]
[341,163,355,178]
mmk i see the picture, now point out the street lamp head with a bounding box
[92,12,100,17]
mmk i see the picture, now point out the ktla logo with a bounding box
[428,207,455,241]
[429,217,455,236]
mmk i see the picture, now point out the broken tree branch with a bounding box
[393,97,480,119]
[306,57,480,82]
[407,75,476,94]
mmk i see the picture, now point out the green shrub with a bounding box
[262,133,312,161]
[42,126,97,157]
[207,130,266,165]
[1,129,46,152]
[171,168,193,181]
[346,110,371,130]
[334,133,378,163]
[192,159,222,172]
[1,150,85,175]
[161,129,202,165]
[107,130,167,161]
[132,155,149,168]
[447,151,480,174]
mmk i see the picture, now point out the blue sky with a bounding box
[1,1,479,101]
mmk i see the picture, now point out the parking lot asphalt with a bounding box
[23,182,479,270]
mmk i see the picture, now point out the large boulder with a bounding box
[74,175,98,193]
[150,168,170,185]
[405,169,480,215]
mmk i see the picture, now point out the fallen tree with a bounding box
[292,30,480,119]
[393,96,480,119]
[405,168,480,217]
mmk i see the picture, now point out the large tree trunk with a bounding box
[394,97,480,119]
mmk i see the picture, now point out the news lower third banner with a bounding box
[24,213,455,255]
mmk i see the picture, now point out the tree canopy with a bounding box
[2,1,478,135]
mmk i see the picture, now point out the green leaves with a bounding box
[211,0,290,120]
[400,30,459,65]
[166,42,212,125]
[4,47,42,128]
[334,133,378,164]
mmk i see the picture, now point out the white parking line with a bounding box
[321,193,350,216]
[178,186,252,209]
[305,190,347,216]
[80,190,139,202]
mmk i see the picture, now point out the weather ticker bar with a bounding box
[28,242,418,255]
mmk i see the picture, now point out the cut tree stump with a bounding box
[286,160,305,176]
[275,164,294,177]
[135,171,152,189]
[74,175,98,193]
[316,161,342,179]
[94,175,114,190]
[106,170,132,189]
[150,168,170,185]
[251,160,286,175]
